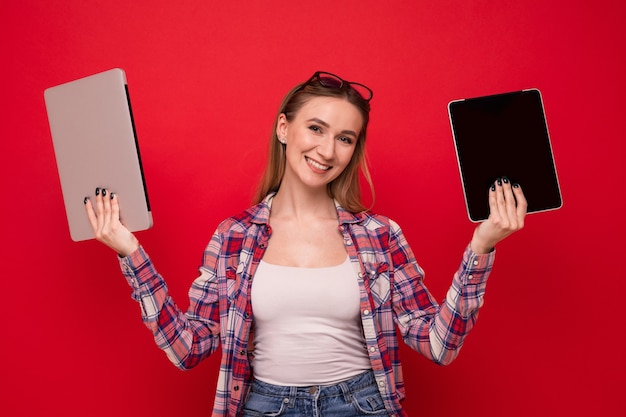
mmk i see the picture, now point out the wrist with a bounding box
[118,237,140,258]
[471,229,494,254]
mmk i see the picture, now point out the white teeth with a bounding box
[306,157,330,171]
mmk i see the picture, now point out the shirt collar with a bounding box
[334,199,365,225]
[249,193,365,226]
[248,194,273,225]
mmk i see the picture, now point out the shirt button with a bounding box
[358,272,364,278]
[233,385,239,391]
[370,346,377,352]
[473,260,479,266]
[363,310,370,315]
[468,274,474,280]
[345,240,353,246]
[378,381,385,388]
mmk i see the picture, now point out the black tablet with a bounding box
[448,89,562,222]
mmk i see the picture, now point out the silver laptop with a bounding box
[44,68,152,241]
[448,89,562,222]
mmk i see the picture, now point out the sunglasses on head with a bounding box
[303,71,373,102]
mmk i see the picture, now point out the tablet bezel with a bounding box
[448,88,562,222]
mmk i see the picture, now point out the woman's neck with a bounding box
[271,184,337,222]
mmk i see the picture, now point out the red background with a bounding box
[3,1,625,416]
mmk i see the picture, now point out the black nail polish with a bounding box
[110,192,115,200]
[102,188,107,197]
[513,183,520,188]
[497,178,502,186]
[84,197,88,205]
[490,184,496,191]
[95,187,100,196]
[502,176,509,184]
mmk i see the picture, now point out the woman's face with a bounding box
[277,96,363,192]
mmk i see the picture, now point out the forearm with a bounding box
[398,244,494,365]
[429,245,494,364]
[119,247,220,369]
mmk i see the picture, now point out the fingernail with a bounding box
[84,197,88,204]
[513,183,520,188]
[490,184,496,191]
[497,178,502,186]
[502,176,509,184]
[95,187,100,196]
[102,188,107,197]
[110,192,115,200]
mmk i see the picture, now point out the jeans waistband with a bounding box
[251,370,376,399]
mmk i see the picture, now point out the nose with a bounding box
[316,136,335,160]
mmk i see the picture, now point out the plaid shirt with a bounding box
[120,193,495,417]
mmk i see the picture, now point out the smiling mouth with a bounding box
[305,156,331,171]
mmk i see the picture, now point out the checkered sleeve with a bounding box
[119,243,221,370]
[390,220,495,365]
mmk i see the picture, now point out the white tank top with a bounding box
[250,257,371,386]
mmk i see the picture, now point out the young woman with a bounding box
[85,71,527,417]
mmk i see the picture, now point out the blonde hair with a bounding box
[253,78,374,213]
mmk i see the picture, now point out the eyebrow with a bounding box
[306,117,358,138]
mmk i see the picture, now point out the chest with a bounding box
[251,257,361,323]
[261,218,347,267]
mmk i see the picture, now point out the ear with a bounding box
[276,113,288,141]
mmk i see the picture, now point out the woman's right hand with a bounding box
[84,188,140,257]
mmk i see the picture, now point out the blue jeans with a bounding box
[242,370,389,417]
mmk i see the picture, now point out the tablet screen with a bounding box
[448,89,562,222]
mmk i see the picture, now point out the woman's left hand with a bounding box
[470,177,528,254]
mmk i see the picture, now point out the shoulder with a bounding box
[202,203,267,261]
[214,203,266,235]
[354,210,401,232]
[345,210,404,246]
[348,211,410,252]
[212,192,274,235]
